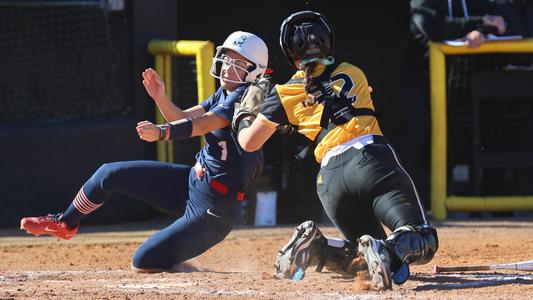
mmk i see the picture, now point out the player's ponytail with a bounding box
[303,62,318,105]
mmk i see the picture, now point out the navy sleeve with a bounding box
[209,84,248,120]
[199,88,220,112]
[259,87,290,126]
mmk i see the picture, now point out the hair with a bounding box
[301,62,318,106]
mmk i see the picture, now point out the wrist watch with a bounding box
[158,124,170,140]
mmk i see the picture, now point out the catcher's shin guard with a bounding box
[385,224,438,266]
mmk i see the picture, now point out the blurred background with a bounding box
[1,0,532,228]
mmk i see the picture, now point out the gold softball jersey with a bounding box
[257,62,382,163]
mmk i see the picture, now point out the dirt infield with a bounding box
[1,219,532,299]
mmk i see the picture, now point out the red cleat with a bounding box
[20,214,78,240]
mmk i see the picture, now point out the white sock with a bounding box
[326,237,345,248]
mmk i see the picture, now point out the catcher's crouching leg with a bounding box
[385,224,438,265]
[317,238,367,278]
[317,239,368,278]
[274,221,324,280]
[384,224,439,284]
[274,221,367,280]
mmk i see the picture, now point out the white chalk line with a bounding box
[5,270,531,298]
[0,270,386,299]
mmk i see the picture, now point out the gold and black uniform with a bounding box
[258,62,381,163]
[258,62,433,244]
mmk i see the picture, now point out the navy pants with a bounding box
[66,160,242,270]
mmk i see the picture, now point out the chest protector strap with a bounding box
[291,63,376,159]
[309,63,375,144]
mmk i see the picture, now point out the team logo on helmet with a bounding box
[233,36,248,47]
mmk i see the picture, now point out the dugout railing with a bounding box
[429,39,533,220]
[148,40,215,163]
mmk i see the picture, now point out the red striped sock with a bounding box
[72,188,103,214]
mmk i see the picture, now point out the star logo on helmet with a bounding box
[233,36,248,47]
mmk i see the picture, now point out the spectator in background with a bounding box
[388,0,507,213]
[410,0,507,55]
[490,0,533,38]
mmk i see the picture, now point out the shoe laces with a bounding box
[39,213,63,224]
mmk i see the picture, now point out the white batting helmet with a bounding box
[210,31,268,83]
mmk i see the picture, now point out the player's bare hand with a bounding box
[136,120,160,142]
[465,30,486,48]
[142,68,166,102]
[482,15,506,34]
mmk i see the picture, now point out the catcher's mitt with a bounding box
[232,74,273,133]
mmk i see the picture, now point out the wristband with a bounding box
[168,119,193,140]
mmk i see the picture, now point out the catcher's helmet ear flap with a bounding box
[210,31,269,83]
[280,10,334,69]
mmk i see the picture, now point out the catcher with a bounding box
[233,11,439,290]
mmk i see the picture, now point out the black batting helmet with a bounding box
[279,11,334,69]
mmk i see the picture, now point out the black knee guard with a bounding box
[385,224,438,265]
[315,240,367,278]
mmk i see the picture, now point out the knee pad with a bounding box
[385,224,438,265]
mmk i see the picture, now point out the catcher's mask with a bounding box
[280,10,334,70]
[210,31,268,83]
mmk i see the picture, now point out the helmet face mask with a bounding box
[212,52,254,84]
[280,11,334,69]
[210,31,268,83]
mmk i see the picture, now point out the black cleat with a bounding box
[358,235,392,290]
[274,220,324,280]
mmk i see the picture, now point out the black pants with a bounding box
[316,137,429,242]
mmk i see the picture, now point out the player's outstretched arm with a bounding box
[238,120,275,152]
[142,68,204,122]
[189,112,230,137]
[136,112,230,143]
[136,120,161,142]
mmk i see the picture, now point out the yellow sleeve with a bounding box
[256,113,279,129]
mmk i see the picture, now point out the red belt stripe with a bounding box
[195,162,246,202]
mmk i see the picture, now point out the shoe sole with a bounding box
[20,223,40,236]
[20,226,41,236]
[277,221,319,280]
[358,235,392,290]
[20,223,75,240]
